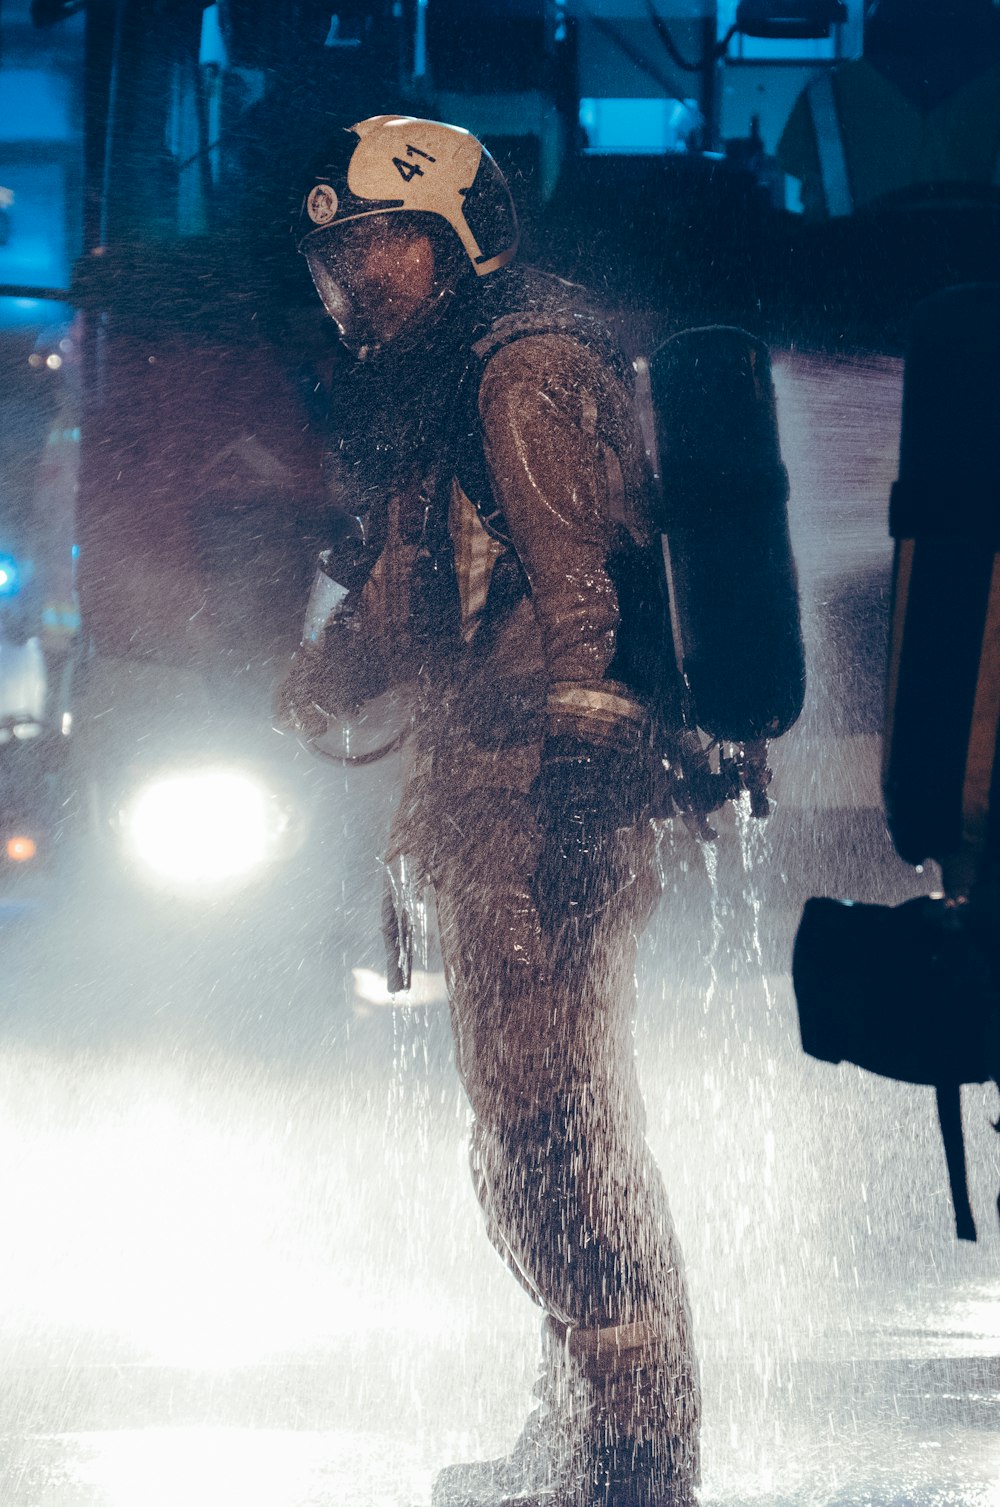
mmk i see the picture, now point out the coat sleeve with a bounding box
[477,331,652,753]
[276,489,423,731]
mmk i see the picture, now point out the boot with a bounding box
[431,1320,699,1507]
[570,1319,699,1507]
[432,1321,582,1507]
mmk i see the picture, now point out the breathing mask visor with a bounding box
[303,214,451,358]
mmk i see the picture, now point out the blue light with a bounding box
[579,97,702,155]
[0,553,21,597]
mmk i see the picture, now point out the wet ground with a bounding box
[0,350,997,1505]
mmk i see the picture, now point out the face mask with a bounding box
[304,216,441,358]
[305,236,381,354]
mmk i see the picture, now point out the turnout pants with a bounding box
[418,785,700,1476]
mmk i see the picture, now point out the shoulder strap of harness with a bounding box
[455,307,628,544]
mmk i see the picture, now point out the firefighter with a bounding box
[277,116,700,1507]
[777,0,1000,221]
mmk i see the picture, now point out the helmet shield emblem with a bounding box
[306,184,339,226]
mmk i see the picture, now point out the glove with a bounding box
[275,607,396,741]
[273,643,344,741]
[532,735,653,936]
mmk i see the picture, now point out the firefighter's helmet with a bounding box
[296,115,519,277]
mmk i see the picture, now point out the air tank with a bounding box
[649,325,805,743]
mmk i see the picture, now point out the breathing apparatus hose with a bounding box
[310,730,407,767]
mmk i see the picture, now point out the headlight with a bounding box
[5,834,38,863]
[121,767,290,892]
[0,553,22,598]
